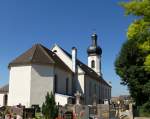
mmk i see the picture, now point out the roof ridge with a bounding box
[42,44,72,72]
[38,44,55,63]
[30,44,39,63]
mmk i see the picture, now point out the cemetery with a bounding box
[0,91,133,119]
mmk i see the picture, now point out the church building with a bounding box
[0,33,111,107]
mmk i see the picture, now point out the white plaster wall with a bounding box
[30,64,54,107]
[55,93,68,106]
[104,85,107,99]
[52,45,85,95]
[52,45,84,74]
[54,66,72,95]
[85,76,100,105]
[85,78,90,104]
[102,84,104,101]
[76,74,84,94]
[0,94,4,107]
[88,55,101,75]
[104,86,111,100]
[97,83,99,97]
[109,88,111,99]
[100,83,103,100]
[84,76,111,105]
[8,66,31,107]
[103,85,109,100]
[8,63,73,108]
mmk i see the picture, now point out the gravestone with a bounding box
[74,91,81,105]
[64,111,73,119]
[89,106,97,118]
[93,94,97,106]
[97,104,110,119]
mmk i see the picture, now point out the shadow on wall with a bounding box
[32,65,53,77]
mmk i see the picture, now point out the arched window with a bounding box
[54,75,57,93]
[91,60,95,68]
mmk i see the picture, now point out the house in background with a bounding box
[0,84,8,107]
[0,33,111,107]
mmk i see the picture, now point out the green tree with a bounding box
[42,92,58,119]
[121,0,150,71]
[115,0,150,108]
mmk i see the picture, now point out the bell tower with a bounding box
[87,33,102,76]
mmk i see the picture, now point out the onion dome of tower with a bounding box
[87,33,102,56]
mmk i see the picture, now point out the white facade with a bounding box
[54,66,72,95]
[8,66,32,107]
[8,65,54,107]
[52,45,111,105]
[0,94,4,107]
[77,74,85,94]
[30,64,54,107]
[8,63,73,107]
[52,45,85,94]
[4,41,111,107]
[52,45,84,74]
[88,55,101,76]
[55,93,72,106]
[84,75,100,104]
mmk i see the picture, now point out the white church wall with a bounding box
[95,80,99,101]
[30,64,54,107]
[100,82,103,101]
[0,94,4,107]
[52,45,84,74]
[54,66,72,95]
[101,84,104,101]
[85,76,100,105]
[109,87,111,99]
[55,93,68,106]
[8,66,31,107]
[52,45,72,70]
[85,77,93,104]
[106,85,111,100]
[76,74,85,94]
[52,45,85,95]
[88,55,101,75]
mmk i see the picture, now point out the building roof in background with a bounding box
[9,44,72,72]
[0,84,9,93]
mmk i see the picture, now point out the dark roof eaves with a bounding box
[8,62,54,67]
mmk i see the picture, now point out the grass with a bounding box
[139,108,150,117]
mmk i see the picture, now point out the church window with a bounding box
[91,60,95,68]
[53,50,57,53]
[66,78,69,95]
[3,94,8,106]
[54,75,57,93]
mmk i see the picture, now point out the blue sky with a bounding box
[0,0,133,96]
